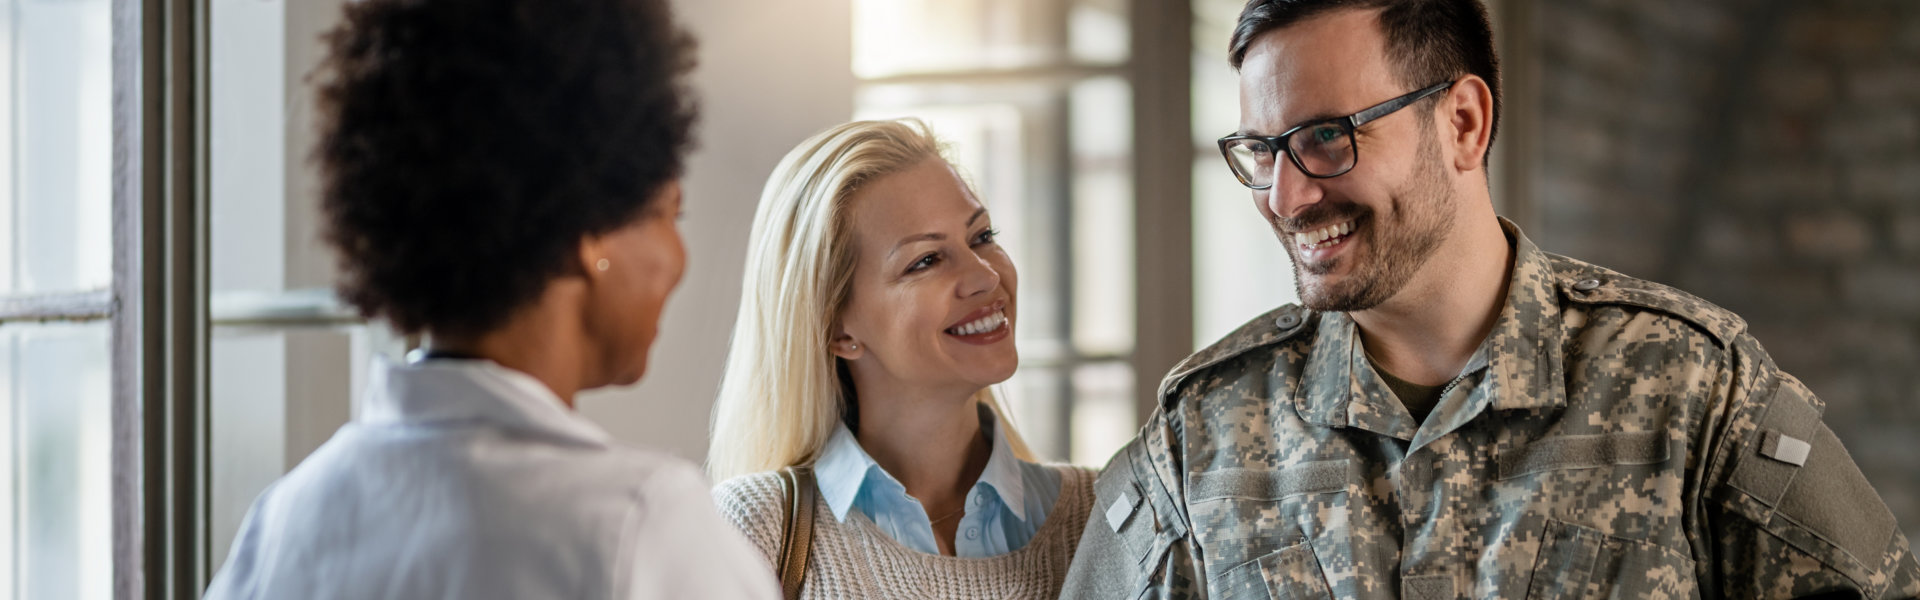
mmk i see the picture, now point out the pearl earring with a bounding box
[595,258,610,272]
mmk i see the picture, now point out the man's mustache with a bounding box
[1272,200,1368,234]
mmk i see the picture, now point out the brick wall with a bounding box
[1527,0,1920,544]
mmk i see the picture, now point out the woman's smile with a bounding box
[943,299,1010,345]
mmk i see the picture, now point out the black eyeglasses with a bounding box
[1217,81,1453,189]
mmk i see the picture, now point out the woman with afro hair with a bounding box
[203,0,775,598]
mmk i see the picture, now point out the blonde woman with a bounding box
[709,119,1095,599]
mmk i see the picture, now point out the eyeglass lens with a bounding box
[1225,123,1356,186]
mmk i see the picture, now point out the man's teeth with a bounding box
[947,311,1007,336]
[1294,221,1354,249]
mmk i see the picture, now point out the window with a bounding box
[0,0,395,596]
[0,0,116,598]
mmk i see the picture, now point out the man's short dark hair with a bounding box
[315,0,698,337]
[1229,0,1500,151]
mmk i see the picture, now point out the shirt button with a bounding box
[1573,278,1602,292]
[1276,313,1301,329]
[972,496,985,508]
[965,527,980,540]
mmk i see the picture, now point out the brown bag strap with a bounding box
[776,465,817,600]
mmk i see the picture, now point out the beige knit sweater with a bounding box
[712,465,1095,600]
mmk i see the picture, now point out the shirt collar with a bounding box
[1293,217,1567,430]
[812,402,1030,523]
[972,405,1029,520]
[357,357,614,447]
[812,423,874,522]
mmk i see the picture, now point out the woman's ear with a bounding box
[576,179,682,283]
[577,234,612,281]
[829,332,864,360]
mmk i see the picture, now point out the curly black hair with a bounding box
[316,0,698,337]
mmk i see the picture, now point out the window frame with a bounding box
[1128,0,1192,425]
[110,0,210,596]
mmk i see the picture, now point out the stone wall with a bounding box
[1526,0,1920,544]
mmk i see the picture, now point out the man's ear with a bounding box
[1444,74,1496,173]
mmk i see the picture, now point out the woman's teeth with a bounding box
[947,311,1007,336]
[1295,220,1354,249]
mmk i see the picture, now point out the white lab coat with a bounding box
[203,358,777,600]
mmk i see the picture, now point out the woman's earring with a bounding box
[848,342,859,351]
[595,258,610,272]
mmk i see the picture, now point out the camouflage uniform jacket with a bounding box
[1061,219,1920,599]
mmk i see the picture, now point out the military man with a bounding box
[1061,0,1920,598]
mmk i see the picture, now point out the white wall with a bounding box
[576,0,856,465]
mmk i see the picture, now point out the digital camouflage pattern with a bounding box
[1062,219,1920,599]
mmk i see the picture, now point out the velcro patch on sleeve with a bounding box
[1106,489,1140,532]
[1760,430,1812,466]
[1774,424,1896,570]
[1728,376,1821,506]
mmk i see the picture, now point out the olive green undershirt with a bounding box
[1367,356,1447,424]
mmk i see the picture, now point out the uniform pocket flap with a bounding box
[1526,518,1698,599]
[1189,460,1350,503]
[1210,541,1332,600]
[1498,431,1669,480]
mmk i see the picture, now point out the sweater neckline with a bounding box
[841,465,1089,564]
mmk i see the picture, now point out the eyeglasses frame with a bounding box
[1217,80,1456,189]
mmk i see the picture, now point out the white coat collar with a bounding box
[356,357,614,447]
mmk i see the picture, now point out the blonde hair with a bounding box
[707,119,1033,482]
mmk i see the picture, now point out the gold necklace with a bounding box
[928,504,967,525]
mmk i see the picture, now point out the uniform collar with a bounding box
[357,357,614,447]
[1294,315,1422,439]
[1293,218,1567,432]
[813,403,1030,523]
[1479,217,1569,412]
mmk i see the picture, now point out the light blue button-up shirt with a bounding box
[813,404,1062,557]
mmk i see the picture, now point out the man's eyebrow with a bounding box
[1238,111,1345,138]
[1293,108,1355,131]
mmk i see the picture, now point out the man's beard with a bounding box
[1278,135,1455,312]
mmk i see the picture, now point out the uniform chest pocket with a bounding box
[1188,460,1350,598]
[1213,541,1332,600]
[1526,518,1698,600]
